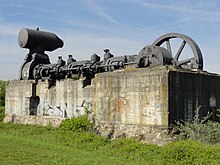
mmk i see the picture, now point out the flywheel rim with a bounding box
[152,33,203,70]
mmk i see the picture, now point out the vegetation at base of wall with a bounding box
[0,122,219,165]
[0,106,4,122]
[71,74,81,80]
[59,115,94,132]
[0,80,7,122]
[0,80,7,106]
[162,140,220,165]
[175,107,220,144]
[0,79,219,164]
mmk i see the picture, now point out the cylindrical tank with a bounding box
[18,28,64,51]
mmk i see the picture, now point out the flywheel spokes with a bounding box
[152,33,203,70]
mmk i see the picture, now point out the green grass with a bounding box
[0,133,134,165]
[0,123,220,165]
[0,123,150,165]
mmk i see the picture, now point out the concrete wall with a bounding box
[35,79,92,118]
[169,70,220,124]
[92,67,169,126]
[5,66,220,127]
[5,80,36,115]
[5,79,92,119]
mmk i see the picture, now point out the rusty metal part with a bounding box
[138,45,172,67]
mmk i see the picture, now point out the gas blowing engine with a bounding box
[18,28,203,82]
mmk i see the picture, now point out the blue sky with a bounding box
[1,0,220,80]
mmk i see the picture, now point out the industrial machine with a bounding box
[18,28,203,82]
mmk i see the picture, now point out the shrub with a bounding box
[101,138,161,162]
[176,106,220,144]
[59,115,94,132]
[162,140,220,164]
[58,130,109,150]
[58,115,106,149]
[0,80,8,106]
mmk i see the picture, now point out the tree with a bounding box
[0,80,8,106]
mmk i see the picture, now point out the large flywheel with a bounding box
[152,33,203,70]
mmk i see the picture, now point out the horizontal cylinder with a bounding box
[18,28,64,51]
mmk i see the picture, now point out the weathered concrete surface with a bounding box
[4,66,220,128]
[5,79,92,120]
[4,114,64,127]
[5,80,37,115]
[35,79,92,118]
[169,70,220,124]
[94,121,173,145]
[92,67,169,126]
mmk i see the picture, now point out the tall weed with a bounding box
[176,107,220,144]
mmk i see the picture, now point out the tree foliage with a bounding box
[0,80,7,106]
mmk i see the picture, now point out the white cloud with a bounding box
[57,19,114,32]
[85,0,119,24]
[0,24,20,37]
[132,0,220,22]
[5,12,22,17]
